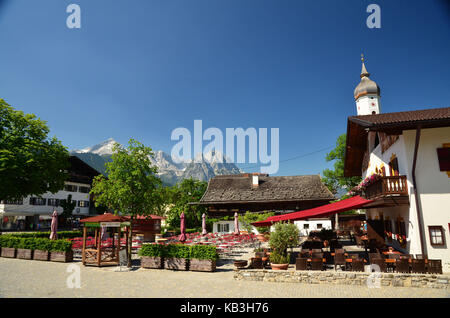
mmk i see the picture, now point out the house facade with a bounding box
[0,156,102,230]
[344,58,450,272]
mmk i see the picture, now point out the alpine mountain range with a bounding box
[71,138,242,186]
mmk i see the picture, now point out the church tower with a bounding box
[354,54,381,115]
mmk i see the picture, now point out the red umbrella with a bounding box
[49,210,58,240]
[202,213,207,236]
[234,212,240,235]
[179,212,186,242]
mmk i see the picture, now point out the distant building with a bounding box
[0,156,102,231]
[344,56,450,271]
[194,173,335,233]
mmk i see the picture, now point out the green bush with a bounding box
[34,238,52,251]
[139,243,166,257]
[165,244,191,259]
[0,235,20,248]
[269,251,290,264]
[48,240,72,253]
[17,238,37,250]
[269,222,299,256]
[9,230,82,239]
[189,245,218,261]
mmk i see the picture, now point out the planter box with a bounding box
[164,257,188,271]
[17,249,33,260]
[33,250,50,261]
[1,247,16,258]
[141,256,164,269]
[50,250,73,263]
[190,259,216,272]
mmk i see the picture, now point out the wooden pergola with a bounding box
[79,213,130,267]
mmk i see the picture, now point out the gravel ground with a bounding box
[0,253,449,298]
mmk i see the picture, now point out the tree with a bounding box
[60,194,77,226]
[322,133,361,195]
[165,178,208,230]
[0,99,69,201]
[90,138,162,267]
[238,211,275,234]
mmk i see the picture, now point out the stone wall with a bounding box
[234,269,450,289]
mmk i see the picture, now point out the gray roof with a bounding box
[199,174,335,204]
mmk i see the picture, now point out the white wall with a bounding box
[0,181,91,217]
[294,219,332,237]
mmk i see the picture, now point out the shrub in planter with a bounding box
[269,222,299,269]
[16,238,35,260]
[49,240,73,262]
[33,238,52,261]
[164,244,190,271]
[189,245,219,272]
[269,251,290,270]
[139,243,166,269]
[0,235,19,258]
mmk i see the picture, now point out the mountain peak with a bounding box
[75,138,118,156]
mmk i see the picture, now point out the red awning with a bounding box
[252,196,373,227]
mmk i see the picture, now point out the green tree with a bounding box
[165,178,208,230]
[322,133,361,194]
[90,138,162,267]
[238,211,275,234]
[0,99,69,201]
[59,194,77,226]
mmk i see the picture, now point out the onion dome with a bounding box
[354,54,380,100]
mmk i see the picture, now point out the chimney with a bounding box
[252,174,259,187]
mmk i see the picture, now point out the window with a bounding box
[1,199,23,205]
[64,184,78,192]
[429,226,445,246]
[303,224,309,229]
[317,223,323,229]
[78,186,90,193]
[47,199,60,206]
[217,223,229,233]
[77,201,89,207]
[29,197,46,205]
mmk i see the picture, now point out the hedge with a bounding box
[8,230,82,239]
[0,235,72,252]
[139,243,218,261]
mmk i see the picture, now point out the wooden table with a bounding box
[155,238,168,243]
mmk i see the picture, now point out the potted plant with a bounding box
[233,260,248,269]
[189,245,218,272]
[139,243,165,269]
[164,244,190,271]
[269,250,290,270]
[49,239,73,262]
[253,247,265,258]
[33,238,51,261]
[0,235,19,258]
[16,238,35,260]
[268,222,299,270]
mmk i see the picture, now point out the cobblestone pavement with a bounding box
[0,257,448,298]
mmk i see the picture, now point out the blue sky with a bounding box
[0,0,449,176]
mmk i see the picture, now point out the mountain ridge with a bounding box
[71,139,243,185]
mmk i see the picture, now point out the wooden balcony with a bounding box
[362,176,409,207]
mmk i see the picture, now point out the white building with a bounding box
[294,218,332,237]
[0,156,102,230]
[344,57,450,272]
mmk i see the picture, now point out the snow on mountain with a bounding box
[72,139,242,185]
[75,138,118,156]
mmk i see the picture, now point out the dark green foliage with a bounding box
[189,245,219,261]
[138,243,166,257]
[0,99,70,201]
[139,243,218,261]
[9,230,81,239]
[0,234,72,252]
[165,244,191,259]
[239,211,275,234]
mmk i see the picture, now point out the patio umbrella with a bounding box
[202,213,207,235]
[101,225,107,241]
[49,210,58,240]
[234,212,240,235]
[179,212,186,242]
